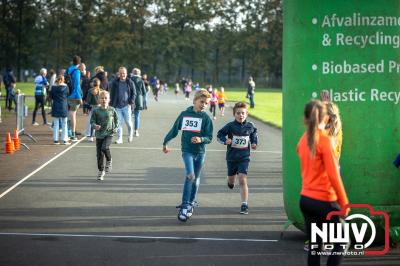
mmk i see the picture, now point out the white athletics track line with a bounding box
[76,145,282,154]
[0,137,87,200]
[0,137,280,243]
[0,232,278,243]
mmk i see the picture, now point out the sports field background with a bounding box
[13,83,283,128]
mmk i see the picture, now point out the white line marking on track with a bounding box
[76,145,282,154]
[0,232,279,242]
[0,137,87,200]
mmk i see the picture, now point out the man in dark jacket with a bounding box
[110,66,136,144]
[130,68,146,137]
[3,69,16,111]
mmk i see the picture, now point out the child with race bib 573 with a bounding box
[163,89,213,222]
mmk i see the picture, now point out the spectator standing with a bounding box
[297,100,349,265]
[247,77,255,108]
[130,68,146,137]
[80,64,91,115]
[110,66,136,144]
[142,74,150,110]
[50,75,70,145]
[92,66,109,91]
[32,68,50,126]
[47,69,56,108]
[3,69,16,111]
[85,78,101,141]
[66,55,82,141]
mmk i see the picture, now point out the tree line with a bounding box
[0,0,282,87]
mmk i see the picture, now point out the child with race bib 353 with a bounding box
[163,89,213,222]
[217,102,258,214]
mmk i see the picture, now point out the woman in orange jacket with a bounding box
[297,100,349,266]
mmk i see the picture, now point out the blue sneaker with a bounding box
[178,208,188,222]
[240,204,249,215]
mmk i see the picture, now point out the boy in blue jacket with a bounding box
[217,102,258,214]
[163,89,213,222]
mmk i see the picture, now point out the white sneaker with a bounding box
[128,135,133,143]
[134,130,139,137]
[32,122,39,126]
[115,139,123,144]
[88,137,94,142]
[186,206,194,218]
[97,170,105,180]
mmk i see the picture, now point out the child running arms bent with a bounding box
[90,90,119,180]
[162,89,213,222]
[217,102,258,214]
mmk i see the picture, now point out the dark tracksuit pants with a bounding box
[96,136,112,171]
[300,195,344,266]
[32,95,47,124]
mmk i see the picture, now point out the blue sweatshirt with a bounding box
[34,75,49,96]
[66,65,82,100]
[163,106,213,154]
[217,120,258,162]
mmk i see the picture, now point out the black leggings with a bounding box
[210,104,216,117]
[300,196,344,266]
[96,136,112,171]
[32,95,47,124]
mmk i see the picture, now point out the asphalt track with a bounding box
[0,92,398,266]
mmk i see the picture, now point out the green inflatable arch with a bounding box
[283,0,400,244]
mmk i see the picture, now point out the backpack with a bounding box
[64,68,77,93]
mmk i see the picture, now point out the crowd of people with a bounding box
[0,57,354,265]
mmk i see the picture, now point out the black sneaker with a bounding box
[227,181,234,189]
[71,136,78,142]
[240,204,249,215]
[54,141,60,145]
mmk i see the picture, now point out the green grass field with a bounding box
[11,83,283,128]
[225,88,282,128]
[15,82,36,110]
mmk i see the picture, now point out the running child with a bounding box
[217,87,226,116]
[162,89,213,222]
[174,83,180,98]
[217,102,258,214]
[210,88,218,120]
[90,90,119,181]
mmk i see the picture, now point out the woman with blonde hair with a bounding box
[297,100,349,266]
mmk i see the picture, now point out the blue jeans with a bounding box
[249,94,255,108]
[116,105,132,142]
[133,109,140,130]
[143,92,148,109]
[181,152,205,208]
[53,117,68,142]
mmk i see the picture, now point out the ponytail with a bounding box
[304,100,326,156]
